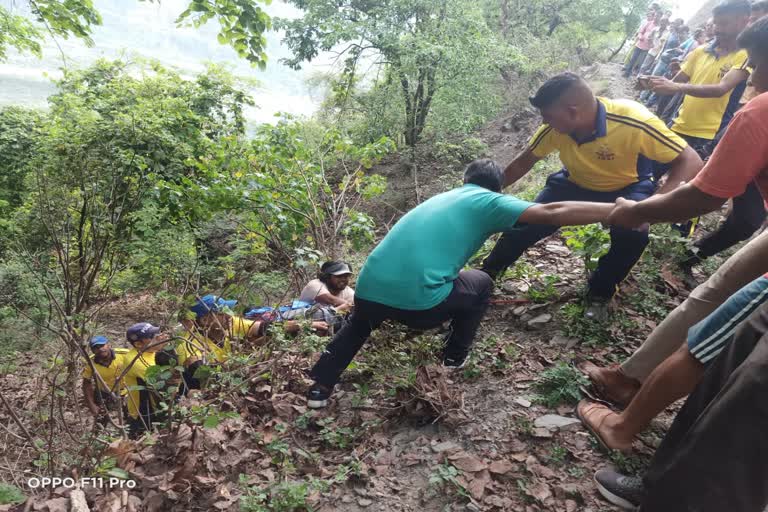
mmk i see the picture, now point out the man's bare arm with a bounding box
[82,380,100,415]
[503,149,540,189]
[656,146,704,194]
[609,184,726,228]
[518,202,614,226]
[651,68,748,97]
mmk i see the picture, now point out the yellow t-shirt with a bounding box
[671,44,750,140]
[529,97,687,192]
[81,348,129,394]
[176,316,255,366]
[122,349,157,419]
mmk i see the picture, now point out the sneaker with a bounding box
[584,300,610,322]
[307,384,332,409]
[443,353,468,369]
[594,468,643,510]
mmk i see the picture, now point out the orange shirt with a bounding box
[690,92,768,200]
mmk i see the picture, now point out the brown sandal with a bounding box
[578,361,640,408]
[575,400,632,453]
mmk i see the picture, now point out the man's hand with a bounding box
[650,76,682,95]
[335,302,353,315]
[607,198,647,229]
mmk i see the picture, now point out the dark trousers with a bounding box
[641,302,768,512]
[695,181,767,259]
[624,47,649,77]
[481,171,654,299]
[310,270,493,387]
[665,130,767,258]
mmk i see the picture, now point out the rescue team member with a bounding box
[123,322,167,437]
[176,295,259,391]
[480,73,702,320]
[647,1,758,268]
[81,335,128,421]
[306,158,617,409]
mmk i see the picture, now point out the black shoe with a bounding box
[594,468,643,510]
[443,353,468,369]
[307,384,332,409]
[584,298,610,322]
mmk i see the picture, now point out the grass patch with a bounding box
[533,361,588,407]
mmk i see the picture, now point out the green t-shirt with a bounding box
[356,184,533,310]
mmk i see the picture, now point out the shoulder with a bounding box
[739,93,768,126]
[604,98,654,120]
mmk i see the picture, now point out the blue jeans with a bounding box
[624,47,649,77]
[481,171,655,299]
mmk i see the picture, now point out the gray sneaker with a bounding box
[594,468,643,510]
[584,300,610,322]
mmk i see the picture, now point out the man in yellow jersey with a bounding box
[177,294,260,391]
[81,335,127,422]
[123,322,167,437]
[481,73,702,320]
[647,1,756,269]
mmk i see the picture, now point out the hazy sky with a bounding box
[0,0,708,123]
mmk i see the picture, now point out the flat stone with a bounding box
[513,306,527,316]
[513,397,532,408]
[358,499,373,507]
[431,441,461,453]
[527,313,552,329]
[533,414,581,430]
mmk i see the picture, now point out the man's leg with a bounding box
[309,299,385,389]
[595,303,768,511]
[481,170,575,278]
[639,302,768,512]
[578,276,768,450]
[692,182,767,260]
[587,180,655,300]
[584,230,768,403]
[439,270,494,363]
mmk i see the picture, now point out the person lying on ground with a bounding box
[581,15,768,407]
[480,72,702,321]
[122,322,168,437]
[577,274,768,452]
[177,294,329,391]
[305,158,616,409]
[299,261,355,313]
[592,300,768,512]
[81,335,128,422]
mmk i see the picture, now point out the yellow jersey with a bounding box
[529,97,687,192]
[81,348,129,394]
[176,316,255,366]
[672,43,750,140]
[122,349,157,420]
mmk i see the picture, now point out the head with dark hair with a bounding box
[529,73,597,135]
[318,260,353,293]
[738,15,768,92]
[712,1,751,41]
[463,159,504,193]
[751,0,768,22]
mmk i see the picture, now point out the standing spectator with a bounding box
[639,16,671,74]
[624,11,660,77]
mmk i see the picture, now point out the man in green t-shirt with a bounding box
[307,159,614,408]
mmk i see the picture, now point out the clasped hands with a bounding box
[605,197,649,231]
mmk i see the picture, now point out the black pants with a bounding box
[481,171,654,299]
[640,302,768,512]
[694,181,767,259]
[310,270,493,387]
